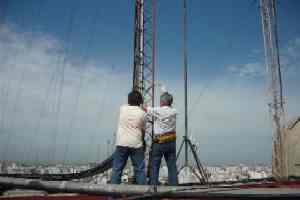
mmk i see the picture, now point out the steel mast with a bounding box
[175,0,208,184]
[132,0,155,106]
[132,0,156,181]
[259,0,287,180]
[132,0,144,93]
[183,0,189,168]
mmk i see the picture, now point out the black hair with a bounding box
[128,90,143,106]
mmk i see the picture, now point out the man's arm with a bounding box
[144,106,160,123]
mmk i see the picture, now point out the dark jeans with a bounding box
[111,146,146,184]
[150,140,178,185]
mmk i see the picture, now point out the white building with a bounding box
[285,117,300,177]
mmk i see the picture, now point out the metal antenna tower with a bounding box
[132,0,144,93]
[259,0,287,180]
[183,0,189,168]
[176,0,208,184]
[132,0,156,181]
[132,0,155,107]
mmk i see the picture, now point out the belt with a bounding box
[153,131,176,143]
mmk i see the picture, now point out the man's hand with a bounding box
[143,105,148,112]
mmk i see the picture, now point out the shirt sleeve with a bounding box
[145,106,159,122]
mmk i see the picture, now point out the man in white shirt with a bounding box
[146,92,178,185]
[111,91,146,184]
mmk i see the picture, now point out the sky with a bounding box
[0,0,299,166]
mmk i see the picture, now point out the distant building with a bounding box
[45,167,60,174]
[285,117,300,177]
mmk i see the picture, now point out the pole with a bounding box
[259,0,287,180]
[183,0,188,167]
[152,1,156,109]
[132,0,143,92]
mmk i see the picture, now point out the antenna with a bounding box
[183,0,189,168]
[176,0,208,185]
[132,0,156,182]
[259,0,287,180]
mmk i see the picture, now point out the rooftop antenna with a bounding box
[176,0,208,184]
[259,0,287,180]
[132,0,156,182]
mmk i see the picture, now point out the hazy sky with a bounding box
[0,0,299,165]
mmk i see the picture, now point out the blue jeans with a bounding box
[150,141,178,185]
[111,146,146,184]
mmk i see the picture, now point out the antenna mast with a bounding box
[132,0,144,93]
[183,0,189,168]
[259,0,287,180]
[176,0,208,184]
[132,0,155,108]
[132,0,156,181]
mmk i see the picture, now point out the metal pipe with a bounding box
[0,177,196,197]
[183,0,188,167]
[1,177,300,199]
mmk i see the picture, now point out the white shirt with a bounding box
[115,105,146,148]
[147,106,177,136]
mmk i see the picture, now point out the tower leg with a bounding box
[176,136,209,185]
[176,137,185,161]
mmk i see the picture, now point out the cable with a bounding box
[0,155,113,181]
[32,58,62,163]
[89,65,124,162]
[45,57,62,163]
[51,3,78,163]
[2,1,28,163]
[63,4,100,164]
[6,68,26,161]
[21,0,46,163]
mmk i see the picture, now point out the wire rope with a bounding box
[2,1,28,163]
[63,4,101,165]
[50,3,78,164]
